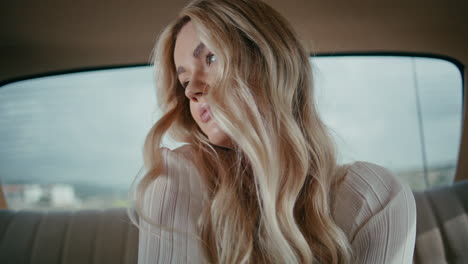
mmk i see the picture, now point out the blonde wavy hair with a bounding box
[132,0,352,263]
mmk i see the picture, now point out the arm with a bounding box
[138,148,205,264]
[333,161,417,263]
[350,183,417,263]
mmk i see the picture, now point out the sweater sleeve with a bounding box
[137,147,206,264]
[333,161,417,264]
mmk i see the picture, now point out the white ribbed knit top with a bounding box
[138,147,417,263]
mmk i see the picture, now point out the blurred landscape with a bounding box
[397,163,456,191]
[4,181,130,210]
[3,163,455,210]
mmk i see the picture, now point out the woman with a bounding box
[130,0,416,263]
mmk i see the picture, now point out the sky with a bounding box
[0,56,463,189]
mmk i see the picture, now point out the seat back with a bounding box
[2,182,468,264]
[413,180,468,264]
[0,208,138,264]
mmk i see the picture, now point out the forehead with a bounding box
[173,21,201,66]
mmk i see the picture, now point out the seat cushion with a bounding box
[0,208,138,264]
[413,180,468,264]
[1,181,468,264]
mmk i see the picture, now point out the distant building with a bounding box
[50,184,77,207]
[5,183,79,209]
[23,185,43,204]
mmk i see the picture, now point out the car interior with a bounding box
[0,0,467,263]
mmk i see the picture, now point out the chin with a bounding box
[209,137,232,149]
[206,127,232,149]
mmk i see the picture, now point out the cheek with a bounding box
[189,101,201,125]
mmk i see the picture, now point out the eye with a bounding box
[206,53,216,65]
[182,80,190,88]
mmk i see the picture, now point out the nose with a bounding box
[185,77,208,103]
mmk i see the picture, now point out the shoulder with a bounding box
[153,145,204,197]
[339,161,407,204]
[173,144,196,160]
[332,161,416,241]
[160,145,197,171]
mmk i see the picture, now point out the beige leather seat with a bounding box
[0,181,467,264]
[0,208,138,264]
[413,180,468,264]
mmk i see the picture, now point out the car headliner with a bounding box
[1,0,467,181]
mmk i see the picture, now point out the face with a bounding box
[173,22,232,148]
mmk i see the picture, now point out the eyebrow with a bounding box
[192,42,205,58]
[176,42,206,76]
[176,66,185,75]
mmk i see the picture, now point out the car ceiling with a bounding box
[1,0,467,180]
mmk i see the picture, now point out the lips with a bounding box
[199,103,212,123]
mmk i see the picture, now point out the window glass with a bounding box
[0,67,167,210]
[0,56,462,210]
[312,56,462,191]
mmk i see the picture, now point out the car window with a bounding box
[0,55,463,210]
[0,67,162,210]
[313,56,462,191]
